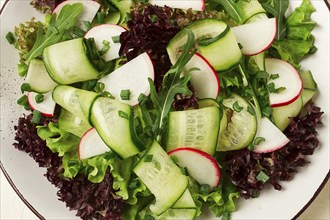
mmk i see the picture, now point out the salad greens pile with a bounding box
[8,0,322,219]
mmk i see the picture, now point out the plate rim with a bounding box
[0,0,329,219]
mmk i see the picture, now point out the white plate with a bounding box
[0,1,329,219]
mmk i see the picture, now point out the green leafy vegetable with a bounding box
[23,3,83,61]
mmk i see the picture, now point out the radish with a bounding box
[98,52,154,106]
[27,91,56,117]
[184,52,220,99]
[232,17,276,56]
[149,0,205,11]
[78,128,111,160]
[85,24,126,61]
[266,58,303,107]
[53,0,100,28]
[168,147,220,188]
[253,117,290,153]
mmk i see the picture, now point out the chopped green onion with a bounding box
[94,82,105,93]
[269,73,279,80]
[82,21,92,31]
[31,110,42,124]
[72,26,85,38]
[138,93,147,104]
[120,89,131,100]
[111,35,120,43]
[154,161,161,171]
[180,167,189,176]
[103,91,115,99]
[20,83,32,93]
[144,154,153,162]
[238,43,243,49]
[100,44,110,55]
[6,32,15,45]
[248,142,255,151]
[200,184,211,194]
[17,62,29,77]
[96,12,105,23]
[247,105,256,116]
[254,137,266,145]
[35,93,44,103]
[252,189,260,198]
[118,110,129,119]
[170,155,179,164]
[128,179,140,189]
[262,107,272,118]
[233,101,243,112]
[256,171,270,183]
[150,14,158,23]
[102,40,110,46]
[275,87,286,94]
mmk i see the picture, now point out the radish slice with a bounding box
[232,17,277,56]
[168,147,220,188]
[149,0,205,11]
[266,58,303,107]
[185,52,220,99]
[79,128,111,160]
[27,91,56,117]
[98,52,154,106]
[253,117,290,153]
[85,24,126,61]
[53,0,100,28]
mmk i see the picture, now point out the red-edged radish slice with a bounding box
[253,117,290,153]
[98,52,154,106]
[78,128,111,160]
[185,52,220,99]
[168,147,220,188]
[266,58,303,107]
[53,0,100,27]
[27,91,56,117]
[85,24,126,61]
[149,0,205,11]
[232,17,276,56]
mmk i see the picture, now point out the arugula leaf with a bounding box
[260,0,289,40]
[212,0,245,24]
[147,29,196,140]
[23,3,83,61]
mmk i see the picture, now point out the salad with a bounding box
[4,0,324,219]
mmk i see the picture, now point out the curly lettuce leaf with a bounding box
[269,0,316,68]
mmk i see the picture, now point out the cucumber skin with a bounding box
[43,38,100,84]
[134,141,188,216]
[166,106,220,156]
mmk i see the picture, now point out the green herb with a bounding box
[180,167,189,176]
[103,91,115,99]
[94,82,105,93]
[97,12,105,23]
[144,154,153,162]
[17,95,30,110]
[147,29,196,140]
[23,3,83,61]
[233,101,243,112]
[32,110,42,124]
[72,26,85,38]
[256,170,270,183]
[269,73,279,80]
[138,93,147,104]
[20,83,32,93]
[6,32,15,44]
[254,136,266,145]
[120,89,131,100]
[118,110,129,119]
[35,93,44,103]
[100,44,110,55]
[102,40,110,46]
[111,35,120,43]
[81,21,91,31]
[170,155,179,164]
[247,105,256,115]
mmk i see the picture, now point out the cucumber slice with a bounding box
[90,97,142,159]
[300,70,317,90]
[134,141,188,215]
[217,93,257,151]
[301,88,317,106]
[172,189,195,209]
[25,59,58,93]
[197,98,219,108]
[241,0,266,23]
[52,85,100,125]
[43,38,100,84]
[272,96,303,131]
[166,106,221,156]
[167,18,242,72]
[57,108,92,137]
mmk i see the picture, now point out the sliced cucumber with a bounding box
[134,141,188,215]
[25,59,57,93]
[43,38,100,84]
[52,85,100,125]
[300,70,317,90]
[216,108,228,151]
[166,106,220,156]
[301,88,317,106]
[172,189,195,209]
[57,108,92,138]
[197,98,219,108]
[217,93,257,151]
[241,0,266,23]
[90,97,143,159]
[272,96,303,131]
[167,18,242,72]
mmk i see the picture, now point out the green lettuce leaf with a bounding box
[269,0,316,68]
